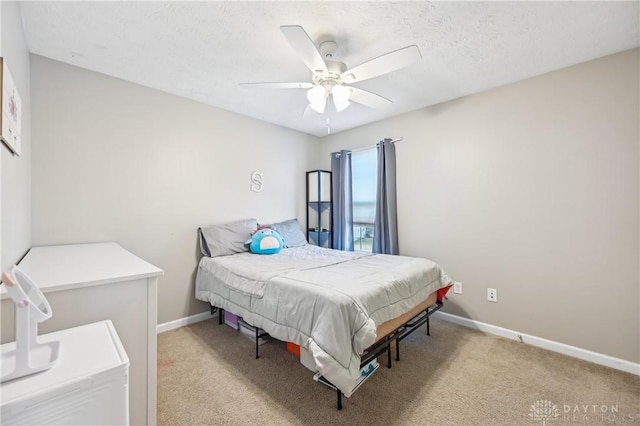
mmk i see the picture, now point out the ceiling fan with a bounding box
[241,25,422,115]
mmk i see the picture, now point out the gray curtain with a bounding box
[373,139,399,255]
[331,150,354,251]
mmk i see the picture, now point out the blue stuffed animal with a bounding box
[249,228,284,255]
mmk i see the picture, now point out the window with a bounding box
[351,148,377,252]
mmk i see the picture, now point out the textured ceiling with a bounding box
[19,1,640,137]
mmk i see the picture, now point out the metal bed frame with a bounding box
[209,299,444,410]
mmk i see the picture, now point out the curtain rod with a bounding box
[333,137,403,157]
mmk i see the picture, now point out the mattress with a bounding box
[195,244,452,396]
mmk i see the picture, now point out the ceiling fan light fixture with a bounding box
[307,85,325,103]
[307,86,327,113]
[309,101,326,114]
[334,99,350,112]
[332,84,351,112]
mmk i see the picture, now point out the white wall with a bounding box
[1,1,31,272]
[30,56,320,323]
[319,49,639,363]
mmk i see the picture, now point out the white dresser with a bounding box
[0,243,163,426]
[1,320,129,425]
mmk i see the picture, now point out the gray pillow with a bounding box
[199,219,258,257]
[269,219,308,248]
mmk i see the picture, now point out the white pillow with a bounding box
[199,219,258,257]
[269,219,308,248]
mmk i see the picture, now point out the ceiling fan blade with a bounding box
[349,87,393,109]
[341,45,421,84]
[280,25,328,74]
[240,82,314,89]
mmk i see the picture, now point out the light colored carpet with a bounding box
[157,316,639,425]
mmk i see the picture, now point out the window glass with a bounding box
[351,148,377,251]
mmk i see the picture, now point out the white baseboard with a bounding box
[157,309,639,376]
[433,311,640,376]
[157,311,216,334]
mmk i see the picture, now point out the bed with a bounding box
[194,219,453,406]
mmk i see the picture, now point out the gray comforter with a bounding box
[195,245,452,396]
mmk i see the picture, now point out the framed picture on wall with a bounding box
[1,57,22,156]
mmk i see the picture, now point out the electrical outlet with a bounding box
[487,288,497,302]
[453,281,462,294]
